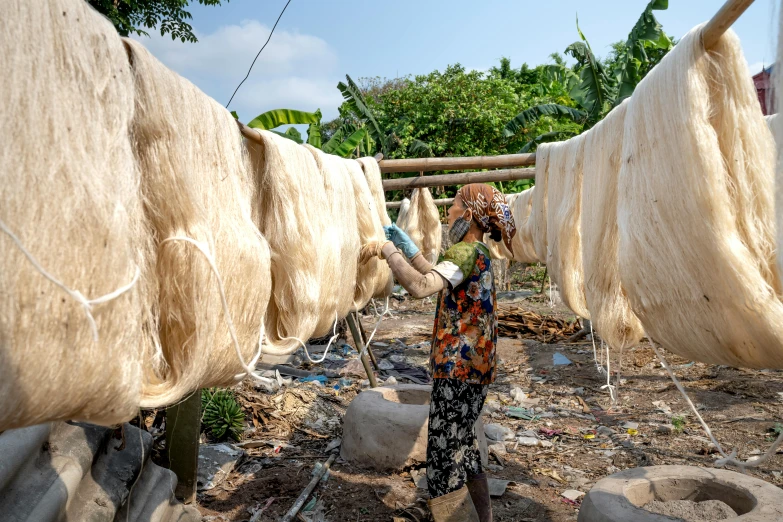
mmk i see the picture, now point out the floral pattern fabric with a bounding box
[431,242,497,385]
[426,378,487,498]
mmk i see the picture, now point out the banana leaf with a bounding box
[246,108,320,130]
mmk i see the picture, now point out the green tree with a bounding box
[88,0,226,42]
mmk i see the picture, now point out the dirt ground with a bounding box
[193,270,783,522]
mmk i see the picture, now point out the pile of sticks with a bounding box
[497,307,580,343]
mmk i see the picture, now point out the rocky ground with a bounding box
[184,271,783,522]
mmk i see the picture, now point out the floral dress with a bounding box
[430,242,497,385]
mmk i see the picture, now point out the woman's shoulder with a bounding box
[440,242,488,276]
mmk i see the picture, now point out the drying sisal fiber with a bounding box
[529,144,552,263]
[581,101,644,350]
[396,198,411,227]
[618,25,783,369]
[356,157,394,298]
[510,188,540,264]
[245,132,326,355]
[357,157,392,227]
[304,146,360,326]
[545,135,590,319]
[397,188,442,264]
[125,39,272,406]
[345,158,391,308]
[485,193,518,259]
[0,0,147,430]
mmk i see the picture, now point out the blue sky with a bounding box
[136,0,780,123]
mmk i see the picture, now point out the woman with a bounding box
[363,184,516,522]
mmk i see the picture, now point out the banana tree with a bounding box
[503,0,673,151]
[337,74,388,155]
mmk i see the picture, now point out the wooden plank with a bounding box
[702,0,755,49]
[382,168,535,191]
[379,153,535,173]
[387,198,454,209]
[166,390,201,504]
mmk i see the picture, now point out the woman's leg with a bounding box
[426,378,488,499]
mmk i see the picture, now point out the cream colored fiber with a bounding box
[246,132,325,354]
[546,134,590,319]
[304,146,360,327]
[0,0,148,430]
[618,25,783,369]
[126,38,272,406]
[356,157,394,298]
[529,144,552,262]
[396,198,411,227]
[510,188,540,263]
[582,100,644,349]
[397,188,442,264]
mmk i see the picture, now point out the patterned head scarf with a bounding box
[456,184,516,252]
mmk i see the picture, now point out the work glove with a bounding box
[383,224,420,259]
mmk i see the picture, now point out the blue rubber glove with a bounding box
[383,224,420,259]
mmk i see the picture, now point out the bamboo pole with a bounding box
[702,0,755,50]
[387,198,454,209]
[278,454,337,522]
[346,313,378,388]
[382,168,534,191]
[378,153,535,174]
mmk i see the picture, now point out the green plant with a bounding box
[671,415,685,433]
[767,423,783,441]
[201,388,245,441]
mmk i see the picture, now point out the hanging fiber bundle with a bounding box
[357,157,392,226]
[529,144,552,262]
[485,193,518,259]
[355,157,394,299]
[396,198,411,227]
[619,25,783,369]
[245,132,326,355]
[582,101,644,350]
[304,146,360,327]
[510,188,540,264]
[0,0,148,430]
[546,135,590,319]
[397,188,442,264]
[125,39,272,406]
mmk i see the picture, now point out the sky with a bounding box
[136,0,781,123]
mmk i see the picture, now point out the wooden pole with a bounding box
[279,454,337,522]
[379,153,535,173]
[702,0,755,50]
[346,313,378,388]
[166,390,201,504]
[387,198,454,209]
[356,316,380,371]
[382,168,535,191]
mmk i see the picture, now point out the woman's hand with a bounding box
[383,224,420,259]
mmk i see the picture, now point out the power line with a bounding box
[225,0,293,109]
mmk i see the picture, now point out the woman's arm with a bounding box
[381,242,447,298]
[409,252,434,274]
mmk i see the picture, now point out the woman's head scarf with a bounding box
[457,184,516,252]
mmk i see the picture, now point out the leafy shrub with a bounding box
[201,388,245,441]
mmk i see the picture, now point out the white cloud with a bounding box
[132,20,343,120]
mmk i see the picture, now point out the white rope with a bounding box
[277,314,341,365]
[650,340,783,471]
[160,237,275,388]
[600,339,618,407]
[589,321,605,375]
[0,218,141,342]
[358,296,391,360]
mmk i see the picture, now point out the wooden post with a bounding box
[382,168,535,191]
[702,0,755,50]
[166,390,201,503]
[346,313,378,388]
[388,198,453,209]
[379,153,535,173]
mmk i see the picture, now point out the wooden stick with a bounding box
[165,390,201,504]
[378,153,535,173]
[387,197,454,209]
[382,168,535,191]
[238,120,263,145]
[346,313,378,388]
[702,0,755,50]
[278,454,337,522]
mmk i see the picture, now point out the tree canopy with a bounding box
[88,0,226,42]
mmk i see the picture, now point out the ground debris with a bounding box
[497,306,580,342]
